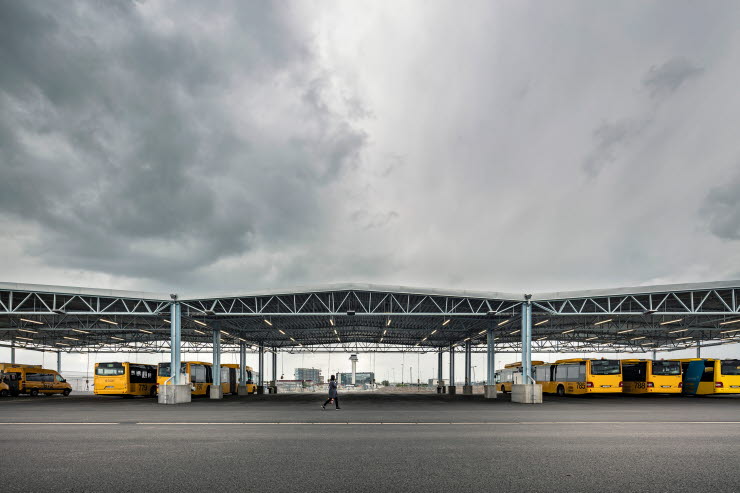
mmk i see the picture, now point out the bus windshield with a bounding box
[96,363,125,376]
[158,362,187,377]
[652,361,681,376]
[721,360,740,376]
[590,360,621,375]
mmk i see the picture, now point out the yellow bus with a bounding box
[94,362,157,397]
[677,358,740,395]
[157,361,213,396]
[220,364,257,395]
[535,358,622,396]
[494,361,545,393]
[621,359,682,394]
[0,372,10,397]
[1,366,72,397]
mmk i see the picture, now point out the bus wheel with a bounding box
[0,389,8,397]
[62,389,71,397]
[150,386,157,398]
[30,389,39,397]
[205,386,211,398]
[500,385,507,394]
[556,385,565,397]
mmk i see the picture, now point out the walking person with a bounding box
[322,375,340,410]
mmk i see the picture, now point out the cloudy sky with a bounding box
[2,1,740,372]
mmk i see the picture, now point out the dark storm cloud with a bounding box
[582,56,703,177]
[702,171,740,241]
[0,1,366,281]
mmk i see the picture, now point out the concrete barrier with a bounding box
[209,386,224,400]
[237,385,249,396]
[448,385,457,395]
[511,384,542,404]
[483,385,497,399]
[158,384,191,405]
[462,385,473,395]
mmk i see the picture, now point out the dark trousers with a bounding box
[323,396,340,408]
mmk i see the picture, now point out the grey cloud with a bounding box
[350,210,399,230]
[643,57,704,99]
[581,119,647,178]
[701,171,740,241]
[0,1,367,281]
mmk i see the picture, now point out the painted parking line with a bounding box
[6,421,740,426]
[4,422,119,425]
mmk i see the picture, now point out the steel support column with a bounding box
[272,347,278,393]
[212,331,221,386]
[521,297,532,383]
[449,343,455,391]
[170,301,182,385]
[258,342,264,393]
[696,341,701,358]
[437,350,444,387]
[56,351,61,373]
[486,328,495,385]
[11,339,15,364]
[239,341,247,384]
[464,341,472,385]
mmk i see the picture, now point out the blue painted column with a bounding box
[449,343,455,387]
[437,350,443,386]
[11,338,15,364]
[239,341,247,385]
[520,296,532,383]
[258,342,265,392]
[464,341,472,385]
[486,328,495,385]
[57,351,61,373]
[212,330,221,387]
[170,300,182,385]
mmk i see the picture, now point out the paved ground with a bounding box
[2,392,739,492]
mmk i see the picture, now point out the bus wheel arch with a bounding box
[500,385,507,393]
[29,389,39,397]
[556,385,565,397]
[62,389,71,397]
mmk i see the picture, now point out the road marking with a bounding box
[6,421,740,426]
[4,422,119,425]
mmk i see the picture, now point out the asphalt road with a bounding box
[2,392,739,492]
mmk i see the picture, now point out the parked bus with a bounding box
[94,362,157,397]
[676,358,740,395]
[0,371,9,397]
[535,358,622,396]
[621,359,682,394]
[494,361,545,393]
[219,364,257,395]
[0,366,72,397]
[157,361,213,396]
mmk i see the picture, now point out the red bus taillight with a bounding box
[619,381,623,388]
[586,381,594,388]
[678,382,683,388]
[715,382,724,388]
[647,382,654,388]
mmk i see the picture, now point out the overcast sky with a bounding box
[2,1,740,372]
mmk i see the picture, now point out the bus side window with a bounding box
[701,361,715,382]
[206,365,213,384]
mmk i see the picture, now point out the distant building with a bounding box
[339,372,374,385]
[295,368,322,383]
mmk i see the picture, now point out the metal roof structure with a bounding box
[1,280,740,354]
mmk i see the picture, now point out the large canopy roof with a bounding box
[1,280,739,354]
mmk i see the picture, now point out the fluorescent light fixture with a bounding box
[586,336,598,341]
[379,337,383,343]
[334,329,338,335]
[140,329,153,334]
[279,329,286,335]
[264,319,272,326]
[494,337,500,341]
[20,318,44,325]
[16,336,33,341]
[220,330,230,335]
[594,319,613,326]
[537,336,547,341]
[562,329,574,334]
[55,342,68,346]
[383,329,387,335]
[164,319,171,324]
[329,318,334,326]
[660,318,683,325]
[617,329,634,334]
[510,329,520,335]
[72,329,90,334]
[498,319,510,326]
[534,319,549,326]
[111,336,124,341]
[422,337,428,341]
[643,309,658,315]
[193,329,205,335]
[386,319,391,326]
[675,336,692,341]
[642,342,655,345]
[18,328,38,334]
[720,328,740,334]
[631,336,646,340]
[464,337,471,341]
[442,319,450,326]
[720,319,740,325]
[431,329,438,335]
[64,336,79,341]
[479,330,486,334]
[290,337,296,342]
[193,320,207,326]
[99,318,118,325]
[668,328,688,334]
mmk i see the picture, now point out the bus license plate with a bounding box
[601,385,611,388]
[731,385,740,388]
[661,385,671,388]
